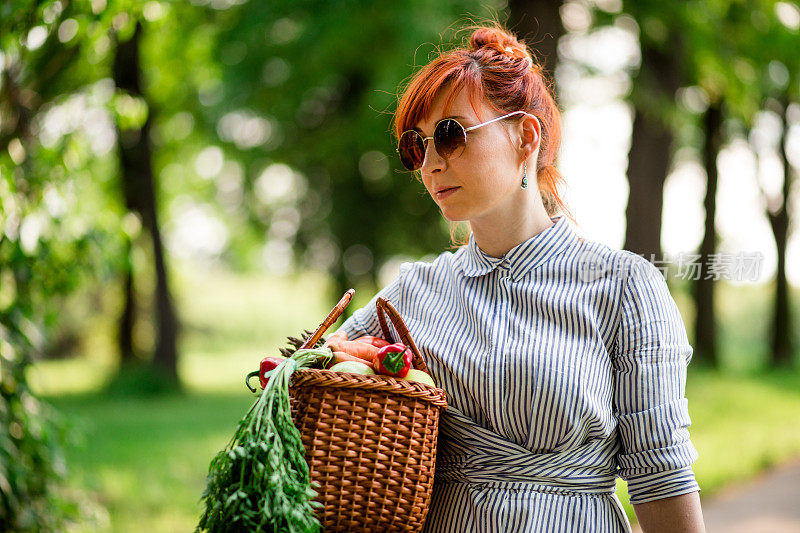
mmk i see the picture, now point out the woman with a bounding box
[328,21,705,533]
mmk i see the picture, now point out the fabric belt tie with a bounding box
[435,407,619,495]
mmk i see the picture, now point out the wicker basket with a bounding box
[288,296,447,532]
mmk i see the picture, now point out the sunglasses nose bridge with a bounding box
[421,134,438,165]
[410,133,438,171]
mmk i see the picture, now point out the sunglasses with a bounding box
[396,110,530,171]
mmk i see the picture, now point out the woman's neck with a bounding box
[469,193,555,258]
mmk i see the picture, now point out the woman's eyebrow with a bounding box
[412,115,468,134]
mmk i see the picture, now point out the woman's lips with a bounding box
[436,187,460,200]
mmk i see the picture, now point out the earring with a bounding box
[521,161,528,189]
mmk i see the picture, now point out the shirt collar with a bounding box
[455,215,579,281]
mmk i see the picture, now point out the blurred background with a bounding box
[2,0,799,531]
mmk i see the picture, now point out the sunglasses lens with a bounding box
[434,119,466,160]
[398,130,425,170]
[397,119,467,170]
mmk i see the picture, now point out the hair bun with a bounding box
[469,27,532,64]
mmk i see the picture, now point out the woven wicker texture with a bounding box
[287,296,447,532]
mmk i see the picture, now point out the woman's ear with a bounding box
[519,113,541,157]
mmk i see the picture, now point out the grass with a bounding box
[686,368,800,490]
[26,262,800,531]
[45,392,253,532]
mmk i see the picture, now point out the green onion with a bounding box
[197,348,333,532]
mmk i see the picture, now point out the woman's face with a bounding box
[412,85,540,224]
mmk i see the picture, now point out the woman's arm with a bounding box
[610,255,704,520]
[633,491,705,533]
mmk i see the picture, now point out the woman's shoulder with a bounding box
[392,250,463,296]
[565,234,649,285]
[396,246,463,274]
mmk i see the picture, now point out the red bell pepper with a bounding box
[245,356,286,392]
[373,343,413,378]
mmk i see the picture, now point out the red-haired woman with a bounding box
[332,21,705,533]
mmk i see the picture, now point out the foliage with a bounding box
[0,343,79,530]
[0,1,130,528]
[0,167,112,528]
[171,1,504,283]
[586,0,800,128]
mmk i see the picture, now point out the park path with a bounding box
[632,457,800,533]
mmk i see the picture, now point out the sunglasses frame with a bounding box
[396,110,531,171]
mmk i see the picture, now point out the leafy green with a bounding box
[196,348,332,533]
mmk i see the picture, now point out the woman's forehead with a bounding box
[414,88,486,131]
[435,86,480,119]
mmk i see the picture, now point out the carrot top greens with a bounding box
[196,347,333,532]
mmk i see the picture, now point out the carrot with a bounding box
[353,335,391,348]
[326,339,379,363]
[322,330,348,349]
[330,351,368,366]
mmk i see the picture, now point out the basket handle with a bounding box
[300,288,356,350]
[376,297,430,375]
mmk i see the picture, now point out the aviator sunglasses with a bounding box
[396,110,530,171]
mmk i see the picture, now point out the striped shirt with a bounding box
[334,214,700,532]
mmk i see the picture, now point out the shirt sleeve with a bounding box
[330,262,411,342]
[611,253,700,505]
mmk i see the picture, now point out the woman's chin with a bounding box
[438,206,470,222]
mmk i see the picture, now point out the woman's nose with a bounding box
[420,138,444,171]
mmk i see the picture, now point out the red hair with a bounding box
[393,20,576,247]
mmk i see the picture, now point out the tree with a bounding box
[686,0,799,368]
[695,101,723,367]
[618,2,687,262]
[112,19,180,386]
[765,94,795,367]
[744,0,799,368]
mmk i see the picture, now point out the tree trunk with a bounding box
[625,107,669,260]
[624,44,683,262]
[693,102,722,368]
[118,235,136,362]
[507,0,564,81]
[769,96,793,367]
[113,21,180,384]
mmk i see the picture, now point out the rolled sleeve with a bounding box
[611,253,700,504]
[331,262,411,341]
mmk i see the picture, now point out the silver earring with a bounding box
[521,161,528,189]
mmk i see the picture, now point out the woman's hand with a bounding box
[633,491,705,533]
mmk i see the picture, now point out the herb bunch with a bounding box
[197,347,333,532]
